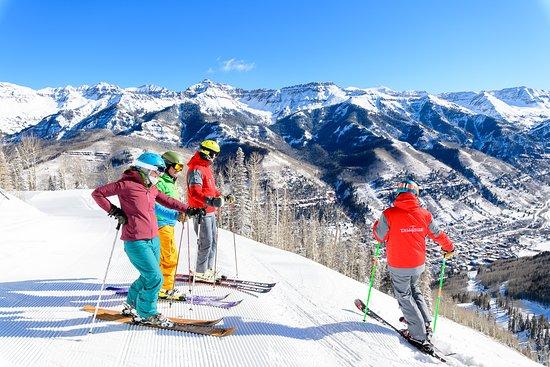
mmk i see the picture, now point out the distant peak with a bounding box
[185,79,235,95]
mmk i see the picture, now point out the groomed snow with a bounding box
[0,190,542,367]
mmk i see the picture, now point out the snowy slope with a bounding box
[0,190,541,367]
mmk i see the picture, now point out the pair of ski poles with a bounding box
[183,205,240,309]
[362,242,447,333]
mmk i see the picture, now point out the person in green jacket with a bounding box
[154,151,187,300]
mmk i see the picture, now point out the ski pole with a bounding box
[189,214,202,311]
[212,209,220,290]
[232,204,238,285]
[363,242,381,322]
[0,188,9,200]
[170,214,186,308]
[432,258,447,333]
[186,217,192,293]
[89,223,120,334]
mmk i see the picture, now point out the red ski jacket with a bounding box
[186,152,221,214]
[372,192,454,268]
[92,169,188,241]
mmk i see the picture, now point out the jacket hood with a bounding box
[120,168,145,185]
[187,151,211,168]
[392,192,420,211]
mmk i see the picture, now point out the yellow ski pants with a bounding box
[159,225,178,290]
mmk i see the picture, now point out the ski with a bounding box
[83,306,234,337]
[173,275,273,293]
[354,299,447,363]
[172,297,242,309]
[175,274,276,289]
[105,287,240,309]
[107,286,230,301]
[82,305,223,327]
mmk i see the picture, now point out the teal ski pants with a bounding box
[124,237,162,318]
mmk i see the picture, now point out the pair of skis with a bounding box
[354,299,450,363]
[105,286,242,309]
[175,274,276,294]
[82,305,234,337]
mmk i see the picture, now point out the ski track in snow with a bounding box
[0,190,543,367]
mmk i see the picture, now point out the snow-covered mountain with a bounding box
[3,81,549,156]
[2,81,549,265]
[441,87,550,128]
[0,189,542,367]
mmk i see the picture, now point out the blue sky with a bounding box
[0,0,549,92]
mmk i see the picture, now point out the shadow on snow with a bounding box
[0,278,397,341]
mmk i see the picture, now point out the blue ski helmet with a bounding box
[134,152,166,173]
[396,179,420,196]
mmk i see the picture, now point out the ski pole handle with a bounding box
[432,258,447,332]
[363,242,381,322]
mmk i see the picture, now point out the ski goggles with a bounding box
[155,165,166,174]
[173,163,184,172]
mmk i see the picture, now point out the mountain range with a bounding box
[1,80,549,268]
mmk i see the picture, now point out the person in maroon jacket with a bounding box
[373,180,455,348]
[92,152,195,327]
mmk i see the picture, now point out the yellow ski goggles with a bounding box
[173,163,184,172]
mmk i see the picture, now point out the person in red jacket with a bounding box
[372,180,454,347]
[186,140,234,282]
[92,152,195,327]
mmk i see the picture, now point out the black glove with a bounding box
[205,196,225,208]
[185,207,206,217]
[224,194,236,204]
[108,204,127,225]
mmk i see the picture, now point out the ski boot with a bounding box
[399,317,433,341]
[158,288,185,301]
[425,322,433,340]
[140,313,174,328]
[194,271,216,283]
[399,329,434,353]
[121,302,140,319]
[205,268,222,281]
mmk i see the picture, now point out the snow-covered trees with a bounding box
[0,146,12,190]
[231,147,250,236]
[216,148,371,285]
[18,136,42,190]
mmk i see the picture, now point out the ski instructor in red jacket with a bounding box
[187,140,235,282]
[373,180,454,348]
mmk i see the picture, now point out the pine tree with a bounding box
[72,159,87,188]
[278,188,293,251]
[57,169,67,190]
[0,147,13,190]
[18,136,42,190]
[48,176,57,191]
[247,153,262,241]
[10,148,28,191]
[379,261,394,296]
[265,187,278,247]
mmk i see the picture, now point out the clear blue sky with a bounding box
[0,0,549,93]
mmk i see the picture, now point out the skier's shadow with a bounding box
[0,278,133,338]
[223,315,397,340]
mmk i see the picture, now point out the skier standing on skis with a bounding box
[186,140,235,282]
[372,180,454,346]
[92,152,195,327]
[153,151,190,300]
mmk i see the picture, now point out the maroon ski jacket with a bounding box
[92,169,188,241]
